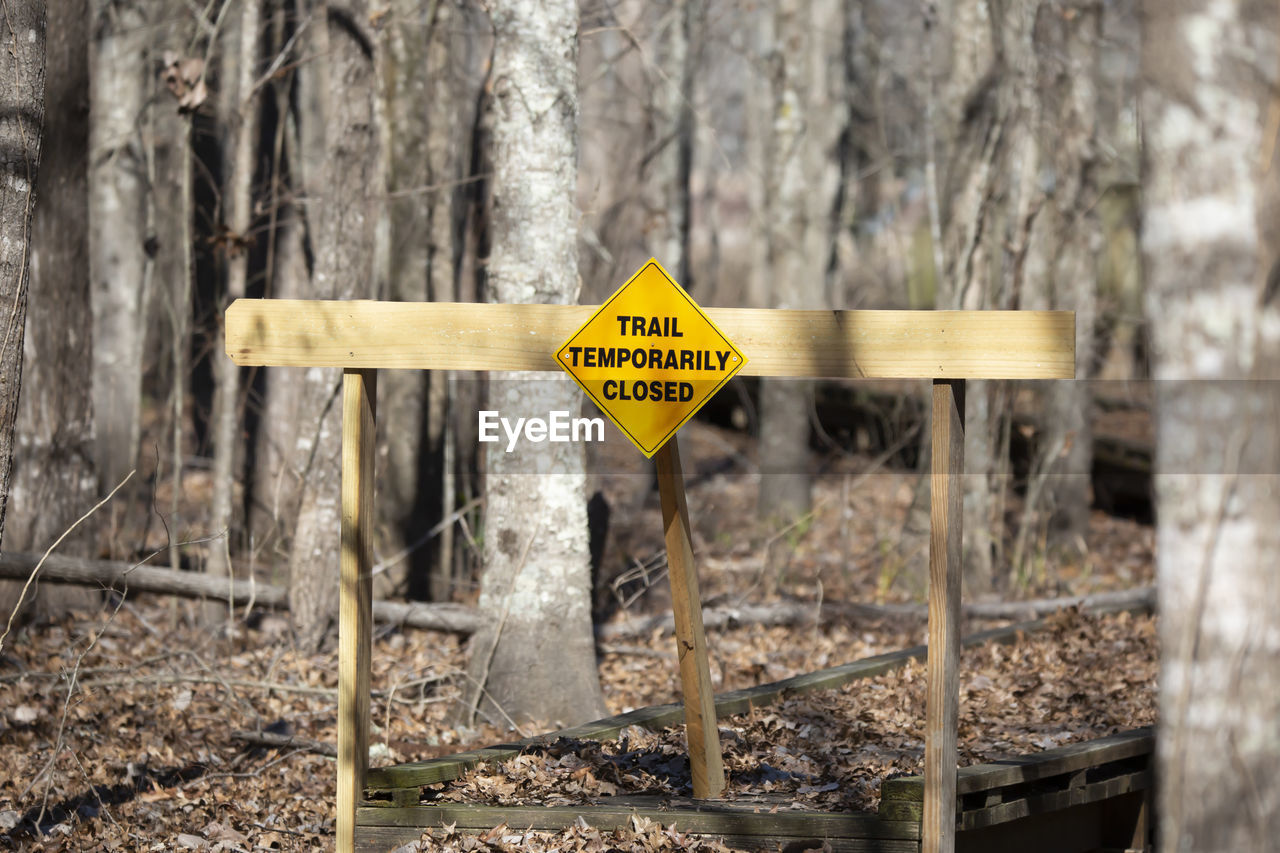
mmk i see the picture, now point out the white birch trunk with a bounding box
[461,0,606,728]
[1141,1,1280,848]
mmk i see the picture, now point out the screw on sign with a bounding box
[556,259,747,458]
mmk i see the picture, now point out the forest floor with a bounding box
[0,407,1157,851]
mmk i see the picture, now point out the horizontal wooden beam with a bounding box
[357,800,921,847]
[226,300,1074,379]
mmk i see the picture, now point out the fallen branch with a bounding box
[0,550,1152,640]
[961,586,1155,620]
[231,729,337,757]
[0,551,482,634]
[596,586,1155,641]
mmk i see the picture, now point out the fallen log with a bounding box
[0,550,1150,640]
[595,586,1154,641]
[0,551,482,634]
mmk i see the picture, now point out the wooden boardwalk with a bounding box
[359,614,1153,853]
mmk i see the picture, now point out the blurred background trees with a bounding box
[5,1,1278,843]
[2,0,1149,701]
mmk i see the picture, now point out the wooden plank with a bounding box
[358,825,919,853]
[365,618,1061,792]
[880,727,1155,803]
[355,801,921,842]
[226,300,1075,379]
[654,439,725,799]
[958,770,1151,831]
[956,728,1153,795]
[923,379,965,853]
[338,368,376,853]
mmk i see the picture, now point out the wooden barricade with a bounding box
[225,300,1074,853]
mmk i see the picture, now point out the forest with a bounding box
[0,0,1276,851]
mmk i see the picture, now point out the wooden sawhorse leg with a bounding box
[655,438,726,800]
[924,378,964,853]
[338,368,376,852]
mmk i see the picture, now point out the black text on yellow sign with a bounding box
[556,260,747,457]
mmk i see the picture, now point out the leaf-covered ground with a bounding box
[0,419,1157,851]
[428,609,1157,816]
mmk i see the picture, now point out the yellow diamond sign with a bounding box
[557,259,747,457]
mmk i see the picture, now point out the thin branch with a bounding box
[0,470,135,654]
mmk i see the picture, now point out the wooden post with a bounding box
[924,378,964,853]
[338,368,376,853]
[654,437,725,799]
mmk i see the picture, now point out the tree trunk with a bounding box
[287,0,382,651]
[1141,1,1280,848]
[935,0,1050,594]
[646,0,695,286]
[206,0,263,625]
[460,0,606,729]
[1009,1,1100,580]
[0,0,45,552]
[380,0,465,603]
[0,0,98,623]
[756,1,843,528]
[89,0,150,496]
[249,1,317,571]
[154,18,196,577]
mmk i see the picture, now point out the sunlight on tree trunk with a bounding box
[1142,1,1280,848]
[460,0,606,730]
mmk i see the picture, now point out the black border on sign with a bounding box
[556,260,747,457]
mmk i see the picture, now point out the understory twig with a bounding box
[0,471,135,654]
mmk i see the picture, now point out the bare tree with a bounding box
[287,0,384,650]
[379,0,472,602]
[0,0,46,549]
[1010,0,1101,577]
[89,0,150,494]
[645,0,696,285]
[755,1,844,530]
[1141,0,1280,848]
[207,0,263,624]
[459,0,607,728]
[0,0,98,622]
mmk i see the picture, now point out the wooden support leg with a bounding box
[655,438,725,799]
[338,369,376,853]
[924,378,964,853]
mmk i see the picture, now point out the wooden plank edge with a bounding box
[355,802,921,840]
[958,769,1152,832]
[879,726,1155,803]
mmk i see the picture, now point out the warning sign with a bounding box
[557,259,747,457]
